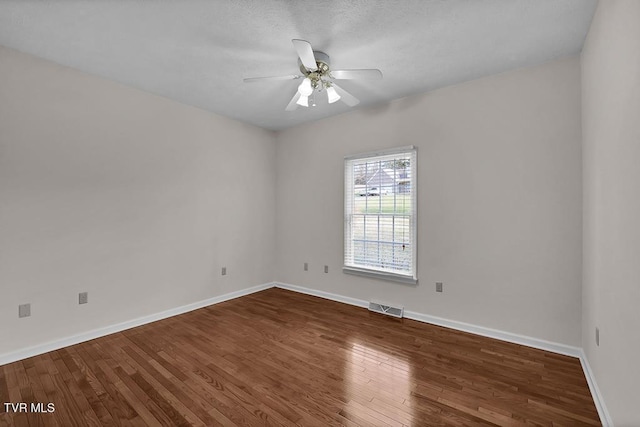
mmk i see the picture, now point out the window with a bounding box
[344,147,417,284]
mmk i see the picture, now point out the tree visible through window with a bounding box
[344,147,417,283]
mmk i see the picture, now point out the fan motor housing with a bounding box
[299,51,330,76]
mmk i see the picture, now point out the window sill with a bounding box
[342,266,418,285]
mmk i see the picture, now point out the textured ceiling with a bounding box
[0,0,597,131]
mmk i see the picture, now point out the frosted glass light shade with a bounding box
[296,95,309,107]
[327,86,341,103]
[297,78,313,96]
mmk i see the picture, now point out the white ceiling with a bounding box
[0,0,597,131]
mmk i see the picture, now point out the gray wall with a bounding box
[276,57,583,346]
[581,1,640,424]
[0,46,277,355]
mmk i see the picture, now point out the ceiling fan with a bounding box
[244,39,382,111]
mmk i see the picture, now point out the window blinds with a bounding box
[344,147,417,282]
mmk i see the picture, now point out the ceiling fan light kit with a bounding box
[244,39,382,111]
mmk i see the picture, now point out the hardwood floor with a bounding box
[1,288,600,426]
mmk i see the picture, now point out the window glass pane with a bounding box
[394,217,410,244]
[352,215,365,240]
[364,216,379,241]
[353,240,365,265]
[379,216,394,242]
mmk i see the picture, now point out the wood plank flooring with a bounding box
[1,288,600,426]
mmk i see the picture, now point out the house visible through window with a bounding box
[344,147,417,284]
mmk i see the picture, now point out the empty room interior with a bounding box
[1,1,638,426]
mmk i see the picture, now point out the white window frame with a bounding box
[343,146,417,284]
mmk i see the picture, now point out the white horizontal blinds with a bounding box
[345,148,416,279]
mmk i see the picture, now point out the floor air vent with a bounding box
[368,301,404,318]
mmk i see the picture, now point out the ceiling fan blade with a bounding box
[285,92,301,111]
[292,39,318,71]
[332,83,360,107]
[331,69,383,80]
[243,75,301,83]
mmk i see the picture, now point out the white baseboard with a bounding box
[579,350,613,426]
[403,310,582,357]
[275,281,580,356]
[274,281,610,426]
[275,282,369,309]
[0,282,274,366]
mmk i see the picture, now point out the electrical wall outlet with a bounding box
[324,265,329,273]
[304,262,308,271]
[221,267,227,276]
[18,303,31,318]
[79,292,88,305]
[596,327,599,346]
[436,282,443,292]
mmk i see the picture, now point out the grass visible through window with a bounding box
[353,194,412,214]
